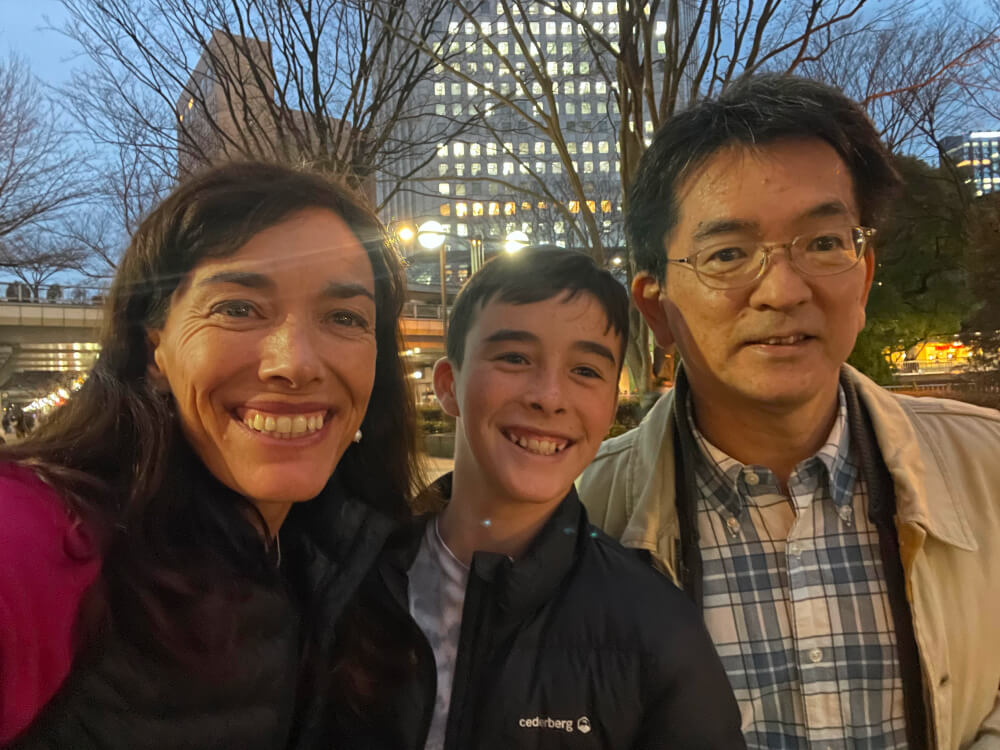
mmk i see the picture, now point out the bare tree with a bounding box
[0,233,89,299]
[0,55,85,240]
[57,0,474,208]
[398,0,916,388]
[56,144,174,280]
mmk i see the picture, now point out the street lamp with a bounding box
[416,220,448,334]
[504,230,529,254]
[397,225,415,243]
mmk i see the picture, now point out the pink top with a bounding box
[0,463,101,743]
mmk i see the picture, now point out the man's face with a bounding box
[639,138,874,412]
[434,292,621,507]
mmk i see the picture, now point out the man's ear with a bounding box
[432,357,461,418]
[145,329,169,392]
[632,272,675,350]
[858,247,877,333]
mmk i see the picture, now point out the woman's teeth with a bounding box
[243,410,325,438]
[503,430,568,456]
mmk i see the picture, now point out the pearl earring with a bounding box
[353,429,363,443]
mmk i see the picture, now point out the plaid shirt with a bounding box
[688,390,907,749]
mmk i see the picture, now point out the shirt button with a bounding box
[809,648,823,663]
[725,516,741,536]
[788,542,801,557]
[744,471,760,486]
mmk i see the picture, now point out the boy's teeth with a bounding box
[243,409,325,438]
[507,431,566,456]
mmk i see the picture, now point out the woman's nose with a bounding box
[257,317,323,388]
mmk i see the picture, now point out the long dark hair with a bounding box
[1,161,419,664]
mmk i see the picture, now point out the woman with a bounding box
[0,162,419,748]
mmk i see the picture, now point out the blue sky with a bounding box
[1,0,75,85]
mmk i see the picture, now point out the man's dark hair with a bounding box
[626,74,901,279]
[447,247,630,368]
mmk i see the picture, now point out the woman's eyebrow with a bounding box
[197,270,273,290]
[321,281,375,301]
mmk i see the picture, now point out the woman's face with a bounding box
[148,208,378,517]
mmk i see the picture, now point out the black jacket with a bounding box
[10,468,396,750]
[333,475,745,750]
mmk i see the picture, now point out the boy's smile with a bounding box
[435,292,621,509]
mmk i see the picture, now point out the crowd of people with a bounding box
[1,74,997,750]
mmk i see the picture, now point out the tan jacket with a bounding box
[578,365,1000,750]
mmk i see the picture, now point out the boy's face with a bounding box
[434,292,621,507]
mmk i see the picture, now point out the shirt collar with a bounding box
[685,387,858,518]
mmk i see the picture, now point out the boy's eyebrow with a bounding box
[483,329,618,366]
[483,329,539,346]
[573,340,618,366]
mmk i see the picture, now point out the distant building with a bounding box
[176,31,374,201]
[941,131,1000,197]
[380,4,685,268]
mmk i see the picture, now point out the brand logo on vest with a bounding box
[517,715,593,735]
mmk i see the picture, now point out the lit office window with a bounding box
[546,21,556,34]
[561,22,572,34]
[488,162,498,175]
[434,82,445,96]
[435,104,446,115]
[489,202,501,216]
[535,142,546,155]
[438,164,449,176]
[440,204,451,216]
[456,203,468,217]
[454,142,466,157]
[503,161,515,175]
[582,142,593,154]
[439,183,450,195]
[473,202,484,216]
[599,161,610,172]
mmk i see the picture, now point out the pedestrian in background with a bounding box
[0,162,420,748]
[579,75,1000,749]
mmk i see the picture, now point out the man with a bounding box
[332,249,744,749]
[577,74,1000,750]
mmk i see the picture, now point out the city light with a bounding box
[397,226,415,242]
[504,230,529,254]
[417,220,446,249]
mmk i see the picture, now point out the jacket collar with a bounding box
[399,473,587,622]
[623,364,976,555]
[844,365,976,550]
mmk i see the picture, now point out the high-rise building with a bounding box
[379,3,676,266]
[177,31,373,200]
[941,131,1000,197]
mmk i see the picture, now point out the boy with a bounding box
[339,249,743,749]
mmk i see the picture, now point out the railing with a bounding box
[0,282,108,306]
[1,281,448,320]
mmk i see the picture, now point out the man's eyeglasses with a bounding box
[666,225,876,290]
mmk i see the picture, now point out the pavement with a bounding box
[421,454,454,482]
